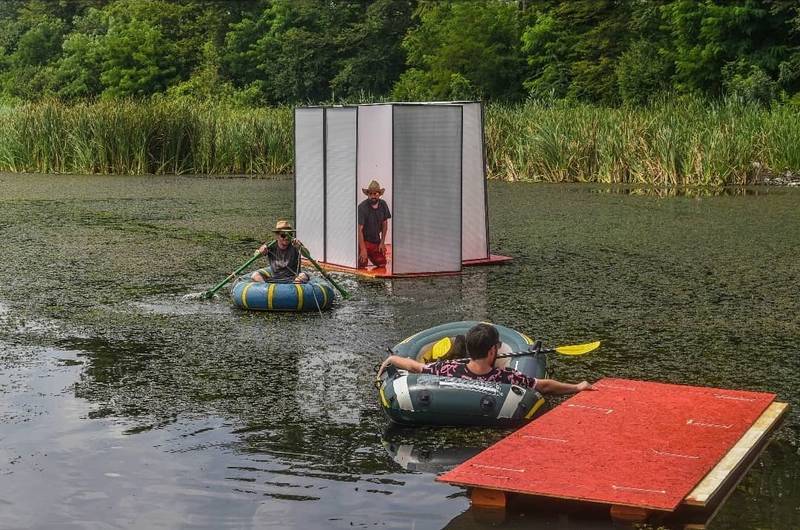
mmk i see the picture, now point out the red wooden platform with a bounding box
[304,244,512,279]
[438,378,779,515]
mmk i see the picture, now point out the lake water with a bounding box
[0,173,797,529]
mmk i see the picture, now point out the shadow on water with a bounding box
[0,174,798,528]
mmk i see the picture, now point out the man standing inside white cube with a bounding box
[357,179,391,268]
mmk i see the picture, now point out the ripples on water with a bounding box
[0,174,797,529]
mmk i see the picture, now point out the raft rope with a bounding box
[310,282,323,316]
[286,242,325,315]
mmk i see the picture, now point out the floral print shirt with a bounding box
[421,360,538,389]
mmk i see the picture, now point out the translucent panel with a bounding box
[461,103,489,260]
[356,105,393,245]
[294,108,325,259]
[325,107,358,267]
[392,105,462,274]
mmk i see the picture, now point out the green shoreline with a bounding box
[2,98,799,185]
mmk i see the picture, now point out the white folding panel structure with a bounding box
[357,105,393,248]
[460,103,489,262]
[294,102,490,276]
[294,108,325,256]
[392,105,462,274]
[324,107,358,267]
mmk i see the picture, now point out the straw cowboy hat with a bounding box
[362,180,385,195]
[272,219,295,233]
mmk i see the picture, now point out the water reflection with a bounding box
[444,505,615,530]
[382,427,484,474]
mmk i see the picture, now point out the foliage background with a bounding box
[2,0,800,183]
[1,0,799,106]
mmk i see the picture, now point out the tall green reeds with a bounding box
[485,98,800,185]
[1,97,799,184]
[0,99,293,175]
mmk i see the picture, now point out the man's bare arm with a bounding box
[378,355,425,376]
[380,219,388,244]
[534,379,594,395]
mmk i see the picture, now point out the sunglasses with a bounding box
[277,232,291,239]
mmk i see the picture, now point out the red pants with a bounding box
[359,241,386,268]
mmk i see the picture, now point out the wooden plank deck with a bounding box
[684,401,788,506]
[437,378,785,523]
[304,243,511,279]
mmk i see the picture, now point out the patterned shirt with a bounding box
[421,360,538,389]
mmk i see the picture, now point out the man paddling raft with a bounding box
[378,323,595,395]
[251,220,310,284]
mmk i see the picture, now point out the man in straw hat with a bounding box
[358,179,392,268]
[251,220,309,283]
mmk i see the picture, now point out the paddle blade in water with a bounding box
[183,292,211,301]
[554,341,600,356]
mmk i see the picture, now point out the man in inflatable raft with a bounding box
[251,220,309,284]
[378,323,595,395]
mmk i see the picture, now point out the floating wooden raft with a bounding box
[437,378,788,523]
[304,245,512,279]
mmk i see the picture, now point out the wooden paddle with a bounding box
[200,240,274,299]
[296,243,351,300]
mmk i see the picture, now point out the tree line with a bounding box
[1,0,799,106]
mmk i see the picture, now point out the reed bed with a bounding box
[1,98,798,184]
[0,99,293,175]
[485,98,800,185]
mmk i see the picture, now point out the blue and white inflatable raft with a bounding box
[231,275,335,312]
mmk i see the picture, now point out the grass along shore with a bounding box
[1,98,799,185]
[0,100,293,176]
[486,99,800,186]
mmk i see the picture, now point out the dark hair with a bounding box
[442,334,467,360]
[465,323,499,360]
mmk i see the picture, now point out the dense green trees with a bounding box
[219,0,413,103]
[394,0,525,100]
[1,0,799,105]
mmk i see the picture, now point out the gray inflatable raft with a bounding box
[377,321,547,427]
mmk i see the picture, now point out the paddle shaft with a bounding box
[201,240,275,299]
[449,348,554,363]
[299,245,350,299]
[449,341,599,363]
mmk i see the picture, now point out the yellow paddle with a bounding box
[446,340,601,362]
[552,341,601,356]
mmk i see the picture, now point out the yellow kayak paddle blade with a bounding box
[554,341,601,356]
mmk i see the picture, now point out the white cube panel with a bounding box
[325,107,358,267]
[294,108,325,258]
[392,105,463,274]
[356,105,393,245]
[461,103,489,260]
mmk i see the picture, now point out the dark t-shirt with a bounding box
[357,199,391,244]
[266,242,301,282]
[421,360,538,389]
